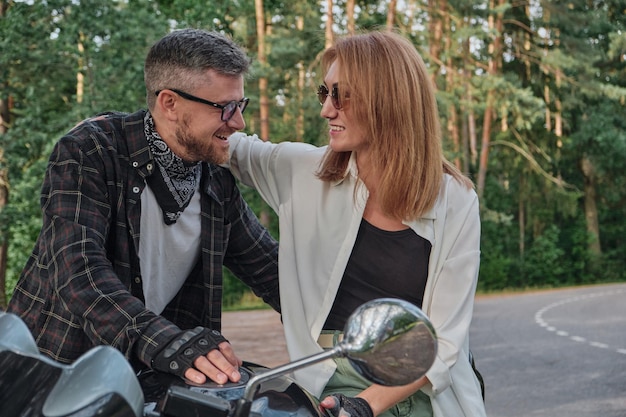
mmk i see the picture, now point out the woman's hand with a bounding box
[320,394,373,417]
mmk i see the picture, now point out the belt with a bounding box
[317,332,344,348]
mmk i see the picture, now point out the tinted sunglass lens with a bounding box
[317,85,329,105]
[331,86,341,109]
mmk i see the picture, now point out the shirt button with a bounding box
[146,163,153,172]
[132,186,140,194]
[132,161,139,167]
[134,276,141,284]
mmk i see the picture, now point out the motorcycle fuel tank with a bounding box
[140,362,327,417]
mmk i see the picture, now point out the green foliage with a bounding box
[478,209,515,291]
[1,160,48,299]
[522,225,566,287]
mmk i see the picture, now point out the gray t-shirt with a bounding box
[139,182,201,314]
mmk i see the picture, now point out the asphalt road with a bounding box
[223,282,626,416]
[470,282,626,417]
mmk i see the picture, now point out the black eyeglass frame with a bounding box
[317,83,347,110]
[155,88,249,122]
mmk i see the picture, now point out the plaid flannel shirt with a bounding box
[8,109,280,370]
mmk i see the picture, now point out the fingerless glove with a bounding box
[152,326,228,377]
[325,394,373,417]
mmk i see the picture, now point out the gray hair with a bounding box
[144,28,250,108]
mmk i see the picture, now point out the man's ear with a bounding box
[156,90,180,121]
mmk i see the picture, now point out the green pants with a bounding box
[321,357,433,417]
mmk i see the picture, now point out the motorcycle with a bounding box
[0,298,437,417]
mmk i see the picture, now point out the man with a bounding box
[8,28,279,385]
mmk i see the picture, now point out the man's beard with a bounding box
[175,117,228,164]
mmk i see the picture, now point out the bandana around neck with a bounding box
[144,113,201,225]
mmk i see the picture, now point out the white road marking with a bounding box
[534,289,625,355]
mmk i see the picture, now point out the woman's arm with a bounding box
[422,178,481,395]
[320,377,429,417]
[359,377,428,416]
[228,133,319,211]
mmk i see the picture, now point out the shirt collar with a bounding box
[330,152,359,187]
[124,109,154,176]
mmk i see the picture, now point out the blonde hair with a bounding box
[316,31,472,220]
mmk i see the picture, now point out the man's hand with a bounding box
[185,340,242,384]
[320,394,374,417]
[152,327,243,384]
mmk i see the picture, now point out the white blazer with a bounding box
[228,133,486,417]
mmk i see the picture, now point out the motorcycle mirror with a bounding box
[342,298,438,386]
[234,298,437,417]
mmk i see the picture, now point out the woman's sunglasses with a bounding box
[317,83,347,110]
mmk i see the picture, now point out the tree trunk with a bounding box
[544,84,551,132]
[462,35,477,168]
[296,16,305,142]
[519,174,525,257]
[554,70,563,139]
[477,91,494,197]
[386,0,397,30]
[255,0,269,141]
[461,105,471,174]
[77,32,85,104]
[254,0,271,227]
[346,0,355,34]
[580,155,602,256]
[466,90,477,169]
[476,0,505,198]
[325,0,334,49]
[440,0,462,170]
[427,0,443,87]
[0,0,10,308]
[0,96,9,308]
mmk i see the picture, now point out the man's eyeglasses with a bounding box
[155,89,249,122]
[317,83,347,110]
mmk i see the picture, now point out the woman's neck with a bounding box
[362,187,408,232]
[356,150,408,231]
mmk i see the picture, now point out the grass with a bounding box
[224,291,273,311]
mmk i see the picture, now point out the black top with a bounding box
[323,218,432,330]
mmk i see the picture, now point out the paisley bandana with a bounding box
[144,113,201,225]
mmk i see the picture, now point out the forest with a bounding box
[0,0,625,307]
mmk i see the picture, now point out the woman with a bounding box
[228,31,486,417]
